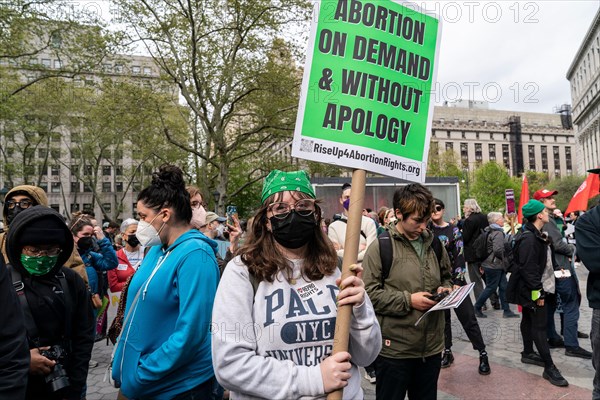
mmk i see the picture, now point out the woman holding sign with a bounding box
[212,169,381,399]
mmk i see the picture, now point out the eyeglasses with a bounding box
[268,199,316,219]
[6,199,33,210]
[191,201,207,209]
[434,205,444,212]
[22,246,62,257]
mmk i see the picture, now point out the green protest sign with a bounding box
[292,0,441,182]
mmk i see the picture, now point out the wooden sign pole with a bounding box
[327,169,366,400]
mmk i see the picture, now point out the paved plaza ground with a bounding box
[86,267,595,400]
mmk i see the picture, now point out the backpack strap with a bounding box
[430,236,443,266]
[336,219,367,239]
[8,264,39,341]
[378,231,393,287]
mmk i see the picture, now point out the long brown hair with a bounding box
[238,191,337,283]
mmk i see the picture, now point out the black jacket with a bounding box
[0,256,29,398]
[506,222,549,309]
[576,206,600,308]
[462,212,489,262]
[6,206,94,400]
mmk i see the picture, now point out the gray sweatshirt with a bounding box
[212,256,381,399]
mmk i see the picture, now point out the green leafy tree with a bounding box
[0,1,118,99]
[111,0,312,213]
[470,162,517,213]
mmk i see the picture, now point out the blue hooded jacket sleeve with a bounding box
[89,237,118,271]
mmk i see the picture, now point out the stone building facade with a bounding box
[430,102,576,178]
[567,8,600,174]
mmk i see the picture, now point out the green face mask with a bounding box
[20,254,59,276]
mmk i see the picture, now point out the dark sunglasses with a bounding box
[434,205,444,212]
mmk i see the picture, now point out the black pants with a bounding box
[521,305,553,367]
[444,295,486,351]
[375,354,441,400]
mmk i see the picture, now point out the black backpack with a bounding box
[503,230,531,273]
[378,230,443,286]
[472,229,492,262]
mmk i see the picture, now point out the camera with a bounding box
[40,345,70,392]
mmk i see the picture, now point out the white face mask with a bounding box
[191,206,207,229]
[136,213,165,247]
[216,224,225,237]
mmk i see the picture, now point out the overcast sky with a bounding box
[430,0,599,113]
[93,0,599,114]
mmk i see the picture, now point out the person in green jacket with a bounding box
[363,183,453,400]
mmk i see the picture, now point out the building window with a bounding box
[51,182,60,193]
[38,148,48,158]
[529,145,536,170]
[553,146,560,172]
[102,182,111,192]
[83,203,93,213]
[84,165,93,176]
[143,66,152,75]
[565,146,572,170]
[70,203,79,212]
[116,165,123,176]
[71,148,81,159]
[71,165,79,177]
[39,165,48,176]
[51,165,60,176]
[51,148,61,158]
[114,64,123,73]
[42,59,51,68]
[502,144,510,169]
[460,142,468,167]
[83,183,92,193]
[71,182,80,192]
[541,146,548,172]
[132,66,141,74]
[488,144,496,161]
[446,130,450,138]
[445,142,453,151]
[103,63,112,72]
[475,143,482,161]
[461,131,466,139]
[50,204,59,212]
[102,166,111,176]
[116,182,123,192]
[39,182,48,192]
[103,203,112,214]
[114,149,123,160]
[54,60,62,69]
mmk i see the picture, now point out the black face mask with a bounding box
[77,236,95,252]
[6,206,24,226]
[125,235,140,248]
[270,211,317,249]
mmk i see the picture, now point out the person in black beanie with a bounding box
[5,206,94,400]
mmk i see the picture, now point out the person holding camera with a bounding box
[5,206,95,399]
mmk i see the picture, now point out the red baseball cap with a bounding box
[533,189,558,200]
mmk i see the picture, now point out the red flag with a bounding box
[565,173,600,216]
[517,175,529,224]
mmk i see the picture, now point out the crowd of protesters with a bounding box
[0,165,598,400]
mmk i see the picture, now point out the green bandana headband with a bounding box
[261,170,315,203]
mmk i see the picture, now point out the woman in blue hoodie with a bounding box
[112,164,219,399]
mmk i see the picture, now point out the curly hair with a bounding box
[137,164,192,223]
[237,191,338,283]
